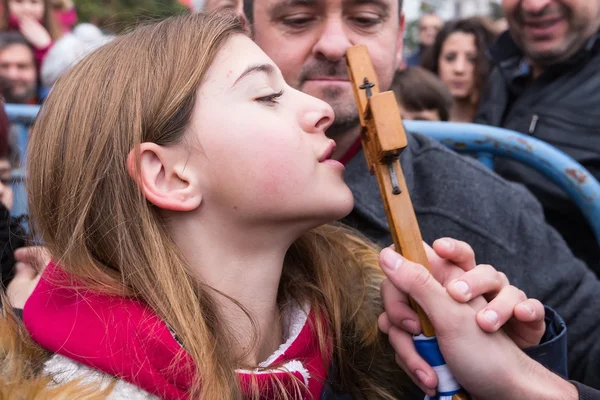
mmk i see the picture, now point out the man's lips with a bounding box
[522,15,563,26]
[306,77,349,82]
[521,15,564,34]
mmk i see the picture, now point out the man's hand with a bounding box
[378,239,545,394]
[378,247,576,400]
[431,238,545,348]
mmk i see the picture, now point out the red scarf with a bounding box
[23,263,331,399]
[338,137,362,165]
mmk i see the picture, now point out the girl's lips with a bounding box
[319,141,336,162]
[321,159,345,170]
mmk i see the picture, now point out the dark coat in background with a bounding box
[475,30,600,274]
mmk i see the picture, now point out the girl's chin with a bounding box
[329,197,355,221]
[310,198,355,227]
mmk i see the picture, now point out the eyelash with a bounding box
[256,90,284,105]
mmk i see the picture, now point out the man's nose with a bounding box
[312,17,352,62]
[5,67,20,81]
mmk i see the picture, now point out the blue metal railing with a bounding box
[6,104,40,220]
[404,120,600,246]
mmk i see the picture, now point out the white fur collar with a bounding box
[44,354,157,399]
[42,301,312,397]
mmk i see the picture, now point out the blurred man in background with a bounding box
[406,12,443,67]
[0,32,39,105]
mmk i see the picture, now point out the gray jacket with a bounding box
[340,132,600,388]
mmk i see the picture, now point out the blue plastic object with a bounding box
[404,121,600,246]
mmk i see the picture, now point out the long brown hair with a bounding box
[0,0,63,41]
[25,11,408,399]
[421,17,495,109]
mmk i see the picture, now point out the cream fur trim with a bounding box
[42,302,312,396]
[236,302,312,385]
[43,354,157,399]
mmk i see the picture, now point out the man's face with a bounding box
[0,44,37,104]
[418,13,443,48]
[205,0,243,15]
[503,0,600,67]
[251,0,404,135]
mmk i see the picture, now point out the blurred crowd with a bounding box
[1,0,600,398]
[0,0,112,106]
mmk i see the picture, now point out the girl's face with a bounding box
[182,35,354,230]
[8,0,45,22]
[437,32,477,100]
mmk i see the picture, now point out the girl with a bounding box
[422,18,495,123]
[0,0,62,66]
[0,11,570,400]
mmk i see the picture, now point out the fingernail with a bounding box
[521,303,535,316]
[415,369,431,387]
[382,249,403,272]
[401,319,419,334]
[453,280,470,296]
[484,309,498,325]
[438,238,454,251]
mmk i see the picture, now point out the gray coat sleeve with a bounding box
[511,186,600,387]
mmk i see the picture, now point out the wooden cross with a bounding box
[346,45,468,400]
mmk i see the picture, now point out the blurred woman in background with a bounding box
[0,0,63,66]
[422,17,495,123]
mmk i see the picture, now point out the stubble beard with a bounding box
[521,31,584,68]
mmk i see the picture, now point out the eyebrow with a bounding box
[343,0,390,14]
[269,0,319,17]
[269,0,390,17]
[233,64,275,87]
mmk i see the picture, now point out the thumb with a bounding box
[379,247,454,316]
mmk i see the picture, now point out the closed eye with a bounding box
[281,15,315,30]
[256,90,284,105]
[349,14,383,29]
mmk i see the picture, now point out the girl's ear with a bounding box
[126,143,202,211]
